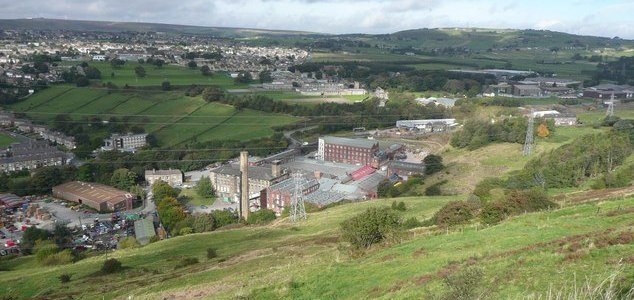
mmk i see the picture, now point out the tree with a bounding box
[152,180,179,201]
[196,176,215,198]
[235,72,253,84]
[110,58,125,68]
[134,65,146,78]
[202,86,225,102]
[129,185,147,200]
[200,65,212,76]
[187,61,198,68]
[101,258,123,274]
[161,80,171,91]
[84,66,102,79]
[75,76,90,87]
[110,168,137,191]
[118,237,140,249]
[423,154,444,175]
[259,70,272,83]
[192,214,215,232]
[340,207,402,249]
[537,123,550,137]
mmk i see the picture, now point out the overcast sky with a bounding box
[1,0,633,38]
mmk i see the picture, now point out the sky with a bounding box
[0,0,633,39]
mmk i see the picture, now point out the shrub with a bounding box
[247,209,277,225]
[101,258,123,274]
[206,248,217,259]
[35,241,59,263]
[391,201,407,211]
[40,250,73,266]
[423,154,444,175]
[118,237,140,249]
[481,188,558,225]
[432,201,479,227]
[425,184,442,196]
[179,227,193,236]
[403,217,422,229]
[177,257,199,268]
[440,267,486,300]
[340,207,402,249]
[210,210,239,229]
[58,273,71,283]
[473,177,503,199]
[192,213,215,233]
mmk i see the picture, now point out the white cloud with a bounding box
[0,0,632,38]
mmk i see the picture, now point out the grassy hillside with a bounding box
[8,86,300,148]
[79,61,244,88]
[1,193,633,299]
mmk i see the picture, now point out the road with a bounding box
[283,125,317,149]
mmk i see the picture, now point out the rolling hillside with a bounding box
[0,18,320,37]
[1,192,633,299]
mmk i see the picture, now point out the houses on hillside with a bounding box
[102,133,148,152]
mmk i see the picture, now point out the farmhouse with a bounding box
[317,136,379,166]
[145,169,183,187]
[52,181,135,212]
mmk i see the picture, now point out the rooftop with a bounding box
[321,136,377,149]
[53,181,134,205]
[211,163,277,181]
[145,169,182,176]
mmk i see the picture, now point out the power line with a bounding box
[290,172,306,222]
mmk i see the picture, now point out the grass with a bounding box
[179,188,215,207]
[64,61,245,88]
[1,193,633,299]
[0,132,18,147]
[6,89,300,148]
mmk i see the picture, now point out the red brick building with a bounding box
[52,181,135,212]
[317,136,379,165]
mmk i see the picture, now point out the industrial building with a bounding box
[209,160,288,202]
[144,169,183,187]
[102,133,148,152]
[583,84,634,100]
[317,136,379,165]
[52,181,135,212]
[395,119,457,133]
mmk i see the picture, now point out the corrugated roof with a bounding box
[53,181,133,205]
[134,218,156,245]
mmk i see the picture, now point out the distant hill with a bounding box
[372,28,634,50]
[2,18,633,51]
[0,18,321,38]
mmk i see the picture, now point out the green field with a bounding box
[179,188,215,207]
[0,132,18,147]
[64,61,245,88]
[1,193,633,299]
[7,87,300,148]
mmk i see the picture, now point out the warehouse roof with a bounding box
[322,136,377,149]
[53,181,134,205]
[211,164,276,181]
[144,169,182,176]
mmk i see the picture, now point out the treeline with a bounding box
[451,118,539,150]
[203,88,451,132]
[0,166,77,196]
[594,56,634,85]
[508,132,631,189]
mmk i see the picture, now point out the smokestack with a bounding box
[271,159,281,177]
[240,151,249,220]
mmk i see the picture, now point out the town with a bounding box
[0,3,634,299]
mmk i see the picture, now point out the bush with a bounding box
[40,250,73,266]
[211,210,239,228]
[423,154,444,175]
[118,237,140,249]
[206,248,217,259]
[481,188,558,225]
[179,227,193,236]
[192,214,215,233]
[391,201,406,211]
[440,267,486,300]
[432,201,480,227]
[247,209,277,225]
[179,257,199,268]
[340,207,402,249]
[403,217,422,229]
[58,273,72,283]
[101,258,123,274]
[473,177,504,199]
[35,241,59,263]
